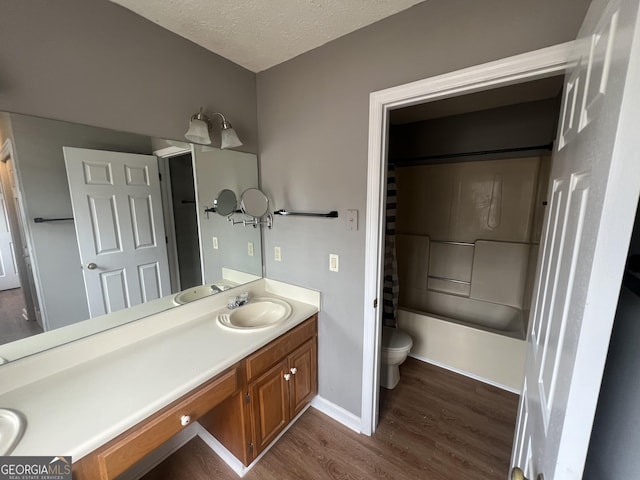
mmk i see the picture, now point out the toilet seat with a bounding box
[382,326,413,352]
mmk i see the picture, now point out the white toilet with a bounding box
[380,326,413,389]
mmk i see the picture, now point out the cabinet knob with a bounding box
[180,415,191,426]
[290,367,298,375]
[284,373,291,381]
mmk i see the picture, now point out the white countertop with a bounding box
[0,279,319,460]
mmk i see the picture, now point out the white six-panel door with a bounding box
[64,147,171,318]
[512,0,640,478]
[0,174,19,291]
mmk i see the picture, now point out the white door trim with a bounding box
[361,41,575,435]
[152,145,192,159]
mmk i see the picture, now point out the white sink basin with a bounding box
[217,298,292,330]
[0,409,25,455]
[173,284,228,305]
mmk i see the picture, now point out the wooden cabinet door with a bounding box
[288,338,317,418]
[250,359,291,455]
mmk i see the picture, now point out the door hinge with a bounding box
[244,392,250,404]
[373,298,378,308]
[248,442,254,454]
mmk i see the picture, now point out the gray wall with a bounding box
[0,0,257,152]
[7,113,152,330]
[389,97,560,161]
[257,0,590,416]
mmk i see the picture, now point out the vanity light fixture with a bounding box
[184,108,243,149]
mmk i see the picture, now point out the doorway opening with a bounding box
[167,152,202,291]
[0,143,42,347]
[156,146,199,294]
[361,42,575,435]
[387,73,562,381]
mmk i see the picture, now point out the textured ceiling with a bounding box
[109,0,426,72]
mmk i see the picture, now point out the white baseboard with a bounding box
[197,425,248,477]
[198,403,313,478]
[311,395,362,433]
[409,353,521,395]
[120,422,199,480]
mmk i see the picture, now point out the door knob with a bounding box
[86,262,98,270]
[511,467,527,480]
[510,467,543,480]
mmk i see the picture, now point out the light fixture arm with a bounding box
[208,112,231,129]
[191,110,229,128]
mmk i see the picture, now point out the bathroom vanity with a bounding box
[0,279,319,479]
[73,314,317,478]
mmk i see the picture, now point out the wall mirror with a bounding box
[240,188,270,218]
[0,112,263,365]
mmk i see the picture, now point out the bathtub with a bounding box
[406,289,527,339]
[397,292,527,392]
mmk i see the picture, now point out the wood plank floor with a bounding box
[0,287,41,345]
[142,358,519,480]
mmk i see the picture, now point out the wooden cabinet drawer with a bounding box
[95,366,238,479]
[246,315,317,383]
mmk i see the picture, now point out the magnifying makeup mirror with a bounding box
[240,188,269,218]
[214,189,238,216]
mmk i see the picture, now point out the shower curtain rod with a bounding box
[391,143,553,166]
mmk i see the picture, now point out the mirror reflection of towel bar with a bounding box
[431,240,474,247]
[427,275,471,285]
[33,217,74,223]
[274,210,338,218]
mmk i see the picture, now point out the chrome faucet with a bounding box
[227,291,249,309]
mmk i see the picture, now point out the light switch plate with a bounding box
[274,246,282,262]
[212,237,219,249]
[248,242,254,256]
[346,209,358,231]
[329,254,339,272]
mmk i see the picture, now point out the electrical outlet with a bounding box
[329,254,339,272]
[248,242,254,256]
[212,237,219,249]
[274,246,282,262]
